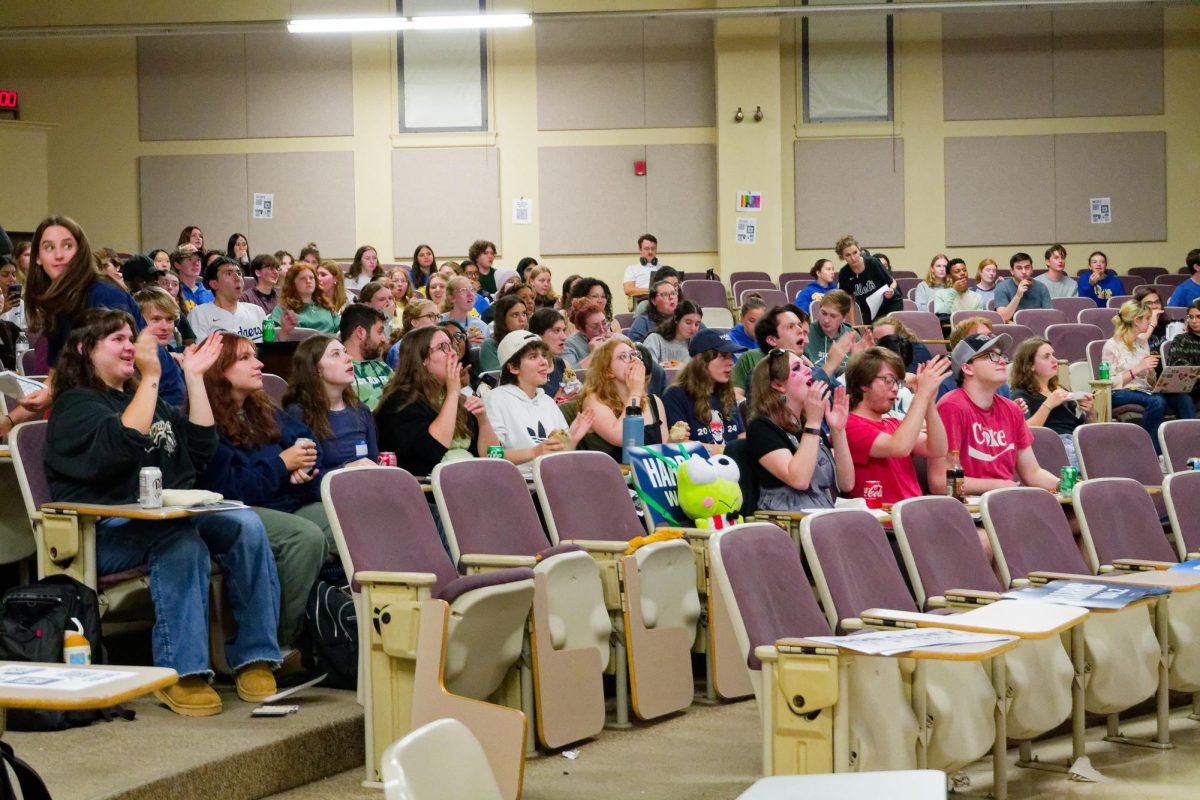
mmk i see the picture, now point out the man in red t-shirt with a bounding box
[938,332,1059,495]
[844,347,951,505]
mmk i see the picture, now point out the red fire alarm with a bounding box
[634,160,646,177]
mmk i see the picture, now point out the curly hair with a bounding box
[282,335,358,441]
[569,296,606,330]
[567,278,615,321]
[278,262,334,313]
[203,333,282,450]
[675,349,735,430]
[376,326,471,439]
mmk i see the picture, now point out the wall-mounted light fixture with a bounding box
[753,106,764,122]
[733,107,744,123]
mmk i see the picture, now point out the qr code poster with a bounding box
[512,198,532,225]
[1090,197,1111,225]
[735,217,757,245]
[253,193,274,220]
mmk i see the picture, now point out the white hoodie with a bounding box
[483,384,569,475]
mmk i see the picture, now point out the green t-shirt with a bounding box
[353,359,394,410]
[269,302,340,334]
[733,349,764,396]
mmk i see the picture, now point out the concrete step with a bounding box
[3,685,362,800]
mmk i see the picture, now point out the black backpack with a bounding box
[0,575,132,731]
[302,579,358,690]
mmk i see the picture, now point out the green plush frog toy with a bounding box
[677,452,743,530]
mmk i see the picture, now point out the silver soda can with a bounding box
[139,467,163,508]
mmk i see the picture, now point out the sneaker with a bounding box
[154,676,222,717]
[236,661,277,703]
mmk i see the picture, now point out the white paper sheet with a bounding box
[0,664,135,691]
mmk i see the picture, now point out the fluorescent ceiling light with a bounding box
[288,17,409,33]
[287,13,531,34]
[409,13,532,30]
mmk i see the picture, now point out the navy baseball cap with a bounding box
[688,328,748,358]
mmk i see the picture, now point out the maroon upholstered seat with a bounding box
[890,496,1003,610]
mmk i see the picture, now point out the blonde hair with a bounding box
[1112,301,1152,350]
[924,254,949,287]
[133,286,180,320]
[834,234,859,259]
[527,265,558,301]
[579,338,644,417]
[441,275,473,313]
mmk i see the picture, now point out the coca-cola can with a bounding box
[863,480,884,510]
[378,452,397,467]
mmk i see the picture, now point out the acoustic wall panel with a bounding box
[392,148,501,258]
[645,145,718,253]
[247,152,357,257]
[1051,10,1163,118]
[794,138,905,251]
[536,19,715,131]
[245,34,353,138]
[643,19,716,129]
[138,36,247,141]
[139,155,249,253]
[944,136,1055,247]
[1053,132,1165,243]
[538,146,647,255]
[536,21,645,131]
[942,12,1053,121]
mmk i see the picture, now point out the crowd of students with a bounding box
[1,215,1198,719]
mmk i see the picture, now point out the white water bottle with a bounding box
[63,617,92,666]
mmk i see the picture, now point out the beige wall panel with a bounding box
[535,20,645,131]
[245,33,354,138]
[1054,132,1165,243]
[246,151,357,258]
[391,148,501,258]
[944,136,1055,247]
[0,125,50,231]
[137,35,246,141]
[643,19,716,129]
[646,144,717,253]
[538,145,647,255]
[794,138,905,250]
[1052,9,1164,118]
[942,12,1053,121]
[139,155,248,253]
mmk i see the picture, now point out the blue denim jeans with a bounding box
[1111,389,1197,454]
[97,507,282,677]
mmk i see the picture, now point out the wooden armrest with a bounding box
[662,527,710,541]
[459,553,537,569]
[944,589,1002,606]
[1028,570,1098,584]
[860,609,948,628]
[926,595,948,608]
[753,510,805,521]
[355,570,437,587]
[562,539,629,554]
[1112,558,1173,572]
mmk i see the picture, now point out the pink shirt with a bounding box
[845,413,923,505]
[937,388,1032,481]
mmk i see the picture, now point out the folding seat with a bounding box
[1158,418,1200,474]
[709,522,1017,791]
[1073,476,1200,727]
[951,309,1002,327]
[533,451,700,724]
[1128,266,1169,282]
[260,373,288,409]
[783,279,810,300]
[1013,308,1067,338]
[322,466,534,797]
[889,311,947,355]
[1077,307,1116,339]
[733,280,778,305]
[1029,426,1070,476]
[1050,297,1095,320]
[1074,422,1166,516]
[1163,469,1200,561]
[1044,323,1105,365]
[681,279,729,310]
[627,442,753,701]
[1106,294,1135,308]
[728,270,773,286]
[818,507,1085,767]
[702,307,736,328]
[752,289,789,309]
[991,323,1035,351]
[382,719,503,800]
[431,458,609,750]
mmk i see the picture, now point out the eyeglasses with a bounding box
[613,351,638,363]
[1187,314,1200,321]
[417,312,440,322]
[873,375,901,388]
[974,350,1007,365]
[430,342,455,355]
[448,331,467,342]
[453,287,473,296]
[656,290,678,299]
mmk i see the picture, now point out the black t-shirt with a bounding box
[1010,388,1085,436]
[375,395,480,476]
[838,256,902,323]
[746,416,838,508]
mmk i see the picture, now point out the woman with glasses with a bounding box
[1166,299,1200,404]
[643,300,704,367]
[385,298,440,367]
[1008,337,1094,467]
[566,278,623,334]
[564,297,613,369]
[479,294,530,373]
[747,349,854,511]
[843,348,950,505]
[268,261,340,334]
[1133,285,1171,364]
[1103,300,1196,453]
[439,276,487,346]
[627,279,679,343]
[577,338,669,460]
[375,326,500,475]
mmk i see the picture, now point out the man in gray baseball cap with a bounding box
[938,332,1060,499]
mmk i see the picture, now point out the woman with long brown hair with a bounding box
[662,329,747,451]
[479,294,529,372]
[1008,336,1093,467]
[345,244,382,291]
[200,333,329,649]
[268,261,339,334]
[375,325,500,475]
[577,337,669,460]
[283,334,378,473]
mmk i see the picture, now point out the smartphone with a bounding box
[5,283,20,299]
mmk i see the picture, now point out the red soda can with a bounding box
[863,480,884,510]
[378,452,397,467]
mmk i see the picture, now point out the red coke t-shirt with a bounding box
[936,388,1032,481]
[844,413,923,505]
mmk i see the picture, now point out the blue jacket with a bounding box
[794,281,837,315]
[201,411,323,513]
[1076,271,1124,308]
[728,324,756,353]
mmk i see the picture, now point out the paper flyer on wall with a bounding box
[804,627,1015,657]
[1003,580,1169,609]
[0,664,135,691]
